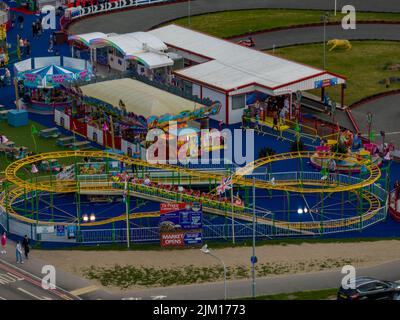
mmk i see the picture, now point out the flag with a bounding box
[103,121,109,131]
[216,176,232,195]
[31,124,39,135]
[0,135,8,144]
[31,164,38,174]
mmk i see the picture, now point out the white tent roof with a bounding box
[69,31,173,69]
[80,78,204,118]
[149,25,346,94]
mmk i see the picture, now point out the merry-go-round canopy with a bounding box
[16,61,92,89]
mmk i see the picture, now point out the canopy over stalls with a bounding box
[69,31,174,69]
[79,78,221,128]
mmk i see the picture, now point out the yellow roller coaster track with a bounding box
[4,151,381,194]
[233,151,381,193]
[3,179,383,231]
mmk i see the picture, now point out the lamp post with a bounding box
[334,0,337,16]
[366,112,373,142]
[201,244,227,300]
[251,178,256,298]
[320,12,330,70]
[188,0,191,27]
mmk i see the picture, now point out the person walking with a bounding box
[1,232,7,254]
[17,15,24,29]
[32,22,37,38]
[4,68,11,85]
[48,37,54,53]
[16,241,23,264]
[25,40,31,57]
[272,112,279,133]
[22,235,30,259]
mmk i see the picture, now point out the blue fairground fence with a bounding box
[0,171,388,246]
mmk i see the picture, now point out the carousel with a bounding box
[310,130,384,173]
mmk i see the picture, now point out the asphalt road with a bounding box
[69,0,400,34]
[0,241,115,300]
[0,258,77,300]
[231,24,400,50]
[351,94,400,146]
[113,259,400,300]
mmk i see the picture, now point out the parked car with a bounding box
[337,277,400,300]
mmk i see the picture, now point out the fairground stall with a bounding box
[14,56,92,113]
[68,31,177,78]
[0,2,10,30]
[54,78,221,159]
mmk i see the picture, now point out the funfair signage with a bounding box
[67,0,170,20]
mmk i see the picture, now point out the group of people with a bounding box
[250,96,290,140]
[0,232,30,264]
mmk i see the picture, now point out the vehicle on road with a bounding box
[237,37,255,47]
[337,277,400,300]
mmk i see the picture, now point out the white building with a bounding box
[70,24,347,125]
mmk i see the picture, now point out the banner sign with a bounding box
[68,0,169,20]
[56,225,65,236]
[23,73,42,87]
[314,78,338,89]
[159,202,202,247]
[45,73,73,87]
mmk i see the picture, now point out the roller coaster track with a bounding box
[4,151,381,194]
[3,178,384,234]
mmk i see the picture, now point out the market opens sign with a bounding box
[159,202,202,247]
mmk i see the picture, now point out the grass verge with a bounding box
[170,9,400,38]
[270,41,400,105]
[83,258,360,289]
[242,288,337,300]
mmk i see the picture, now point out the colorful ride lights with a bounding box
[82,213,96,222]
[297,207,309,214]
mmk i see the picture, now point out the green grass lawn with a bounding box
[269,41,400,105]
[171,9,400,38]
[0,119,89,175]
[243,288,337,300]
[0,120,67,172]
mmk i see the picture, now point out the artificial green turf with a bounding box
[270,41,400,105]
[0,119,69,172]
[171,9,400,38]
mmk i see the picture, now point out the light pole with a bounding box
[366,112,373,142]
[321,12,330,70]
[201,244,227,300]
[188,0,191,27]
[251,178,256,298]
[334,0,337,16]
